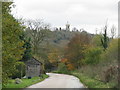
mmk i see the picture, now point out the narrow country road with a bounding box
[27,73,85,88]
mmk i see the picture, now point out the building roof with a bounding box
[25,57,42,65]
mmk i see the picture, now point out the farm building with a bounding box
[25,57,42,78]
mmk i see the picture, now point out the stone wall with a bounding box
[26,64,41,78]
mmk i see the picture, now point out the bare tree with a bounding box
[111,25,116,39]
[24,19,51,74]
[25,19,50,54]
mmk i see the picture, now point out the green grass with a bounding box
[4,74,49,88]
[71,71,117,88]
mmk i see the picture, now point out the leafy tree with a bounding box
[92,34,103,47]
[66,63,75,70]
[48,48,60,67]
[22,37,32,62]
[103,39,118,62]
[2,2,25,84]
[57,63,69,74]
[84,47,102,65]
[61,58,75,70]
[65,33,91,68]
[61,58,69,64]
[11,62,25,79]
[101,25,109,50]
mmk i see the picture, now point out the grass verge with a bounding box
[3,74,49,88]
[71,71,116,88]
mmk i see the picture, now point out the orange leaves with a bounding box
[48,53,58,64]
[48,50,59,67]
[67,63,75,70]
[60,58,75,71]
[61,58,68,63]
[64,33,91,68]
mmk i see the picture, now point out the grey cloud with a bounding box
[12,0,118,34]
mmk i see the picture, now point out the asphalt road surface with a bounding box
[26,73,85,88]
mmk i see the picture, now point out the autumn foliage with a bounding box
[61,58,75,70]
[67,63,75,70]
[64,33,91,68]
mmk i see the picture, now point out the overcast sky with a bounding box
[12,0,119,35]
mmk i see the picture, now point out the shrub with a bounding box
[67,63,75,70]
[91,34,103,47]
[61,58,75,70]
[11,62,25,79]
[57,63,70,74]
[102,65,118,83]
[84,47,102,65]
[102,39,118,62]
